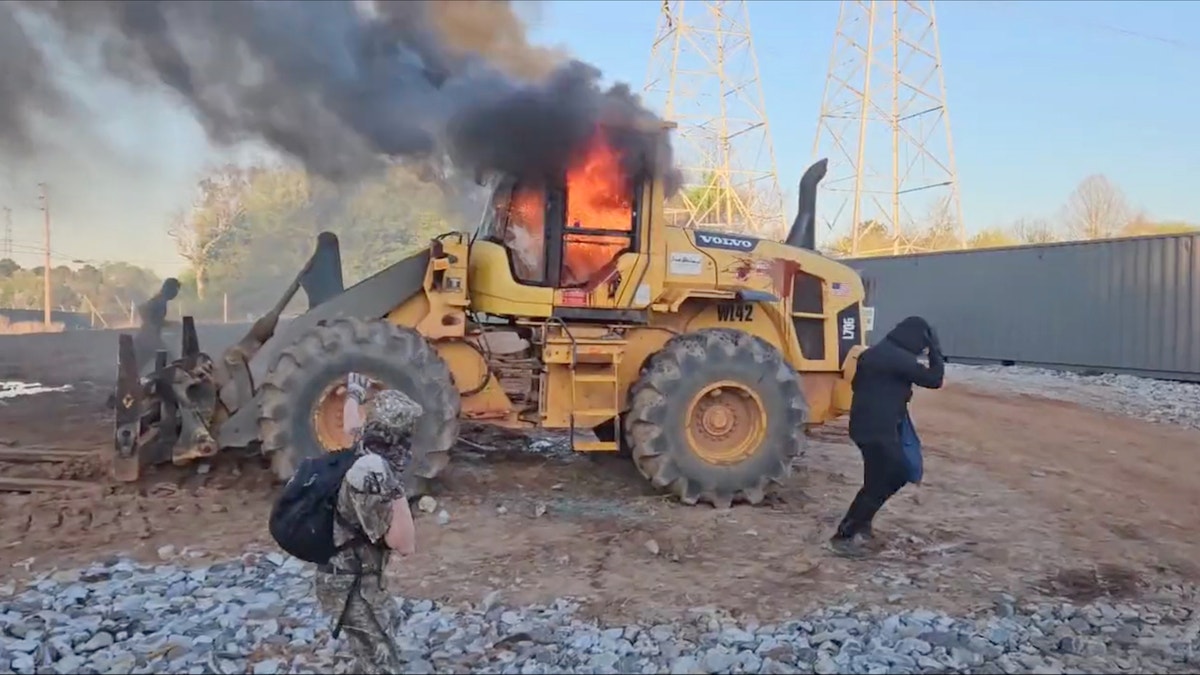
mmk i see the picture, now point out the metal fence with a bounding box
[0,308,93,330]
[846,233,1200,381]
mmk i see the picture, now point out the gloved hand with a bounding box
[346,372,371,405]
[925,325,942,357]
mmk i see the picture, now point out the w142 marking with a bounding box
[716,303,755,322]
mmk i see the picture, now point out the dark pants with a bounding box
[835,438,909,539]
[133,325,165,372]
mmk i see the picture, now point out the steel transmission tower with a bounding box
[812,0,964,255]
[644,0,785,239]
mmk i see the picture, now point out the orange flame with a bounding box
[562,128,633,286]
[502,127,635,288]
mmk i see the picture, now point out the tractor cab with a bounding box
[468,127,661,321]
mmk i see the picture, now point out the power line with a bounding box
[975,1,1200,53]
[6,241,183,267]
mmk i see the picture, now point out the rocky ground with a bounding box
[1,327,1198,674]
[1,554,1196,675]
[945,363,1200,431]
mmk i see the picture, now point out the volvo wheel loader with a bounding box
[112,121,874,508]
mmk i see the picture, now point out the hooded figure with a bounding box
[353,389,422,478]
[832,315,944,557]
[138,278,180,328]
[133,278,182,372]
[315,388,422,674]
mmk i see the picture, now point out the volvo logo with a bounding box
[695,233,759,252]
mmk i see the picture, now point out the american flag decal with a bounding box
[830,282,851,297]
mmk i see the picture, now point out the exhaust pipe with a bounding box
[784,159,828,250]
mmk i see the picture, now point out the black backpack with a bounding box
[269,449,362,564]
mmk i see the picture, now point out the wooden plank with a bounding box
[0,447,95,463]
[0,477,101,494]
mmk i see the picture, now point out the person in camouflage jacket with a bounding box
[314,388,421,674]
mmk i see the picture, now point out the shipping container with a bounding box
[846,233,1200,381]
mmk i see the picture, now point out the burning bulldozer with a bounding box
[113,121,874,507]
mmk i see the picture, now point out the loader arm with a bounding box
[214,240,432,449]
[248,247,432,385]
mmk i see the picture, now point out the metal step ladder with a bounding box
[568,342,623,452]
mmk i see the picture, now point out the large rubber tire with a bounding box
[625,328,808,508]
[257,318,460,496]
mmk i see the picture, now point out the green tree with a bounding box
[336,166,462,280]
[168,164,258,299]
[0,259,161,326]
[190,163,467,318]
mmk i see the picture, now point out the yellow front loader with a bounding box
[112,122,872,507]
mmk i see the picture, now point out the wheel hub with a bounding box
[686,380,766,465]
[312,375,380,451]
[701,404,733,435]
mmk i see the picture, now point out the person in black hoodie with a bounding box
[133,278,180,373]
[831,315,945,557]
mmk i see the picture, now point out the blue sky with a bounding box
[4,0,1197,276]
[529,0,1199,238]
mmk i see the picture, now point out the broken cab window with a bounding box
[562,232,631,287]
[478,178,514,243]
[502,182,547,285]
[560,176,636,288]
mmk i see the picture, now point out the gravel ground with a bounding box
[2,555,1197,675]
[945,364,1200,430]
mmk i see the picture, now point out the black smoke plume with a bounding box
[0,0,679,190]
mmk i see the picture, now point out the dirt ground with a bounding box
[2,328,1198,623]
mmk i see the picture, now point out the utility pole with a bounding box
[644,0,785,239]
[38,183,51,328]
[812,0,964,255]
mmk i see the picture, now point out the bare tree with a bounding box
[168,165,255,299]
[1062,174,1132,240]
[1011,216,1059,244]
[911,197,962,252]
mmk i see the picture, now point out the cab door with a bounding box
[467,177,557,318]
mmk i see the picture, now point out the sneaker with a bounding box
[829,533,873,559]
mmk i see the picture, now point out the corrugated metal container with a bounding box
[846,234,1200,381]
